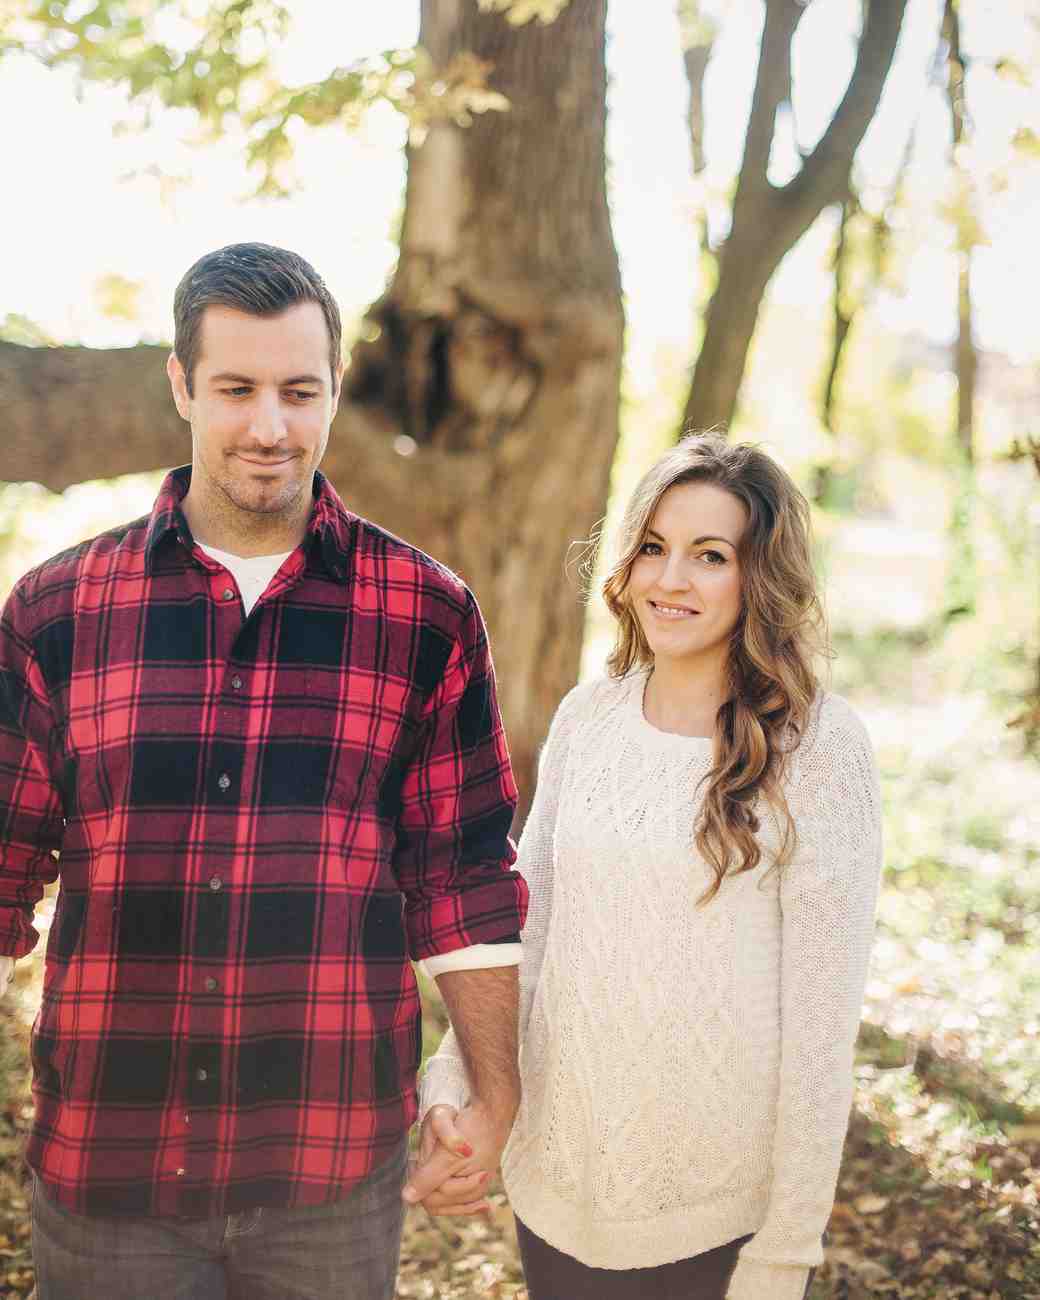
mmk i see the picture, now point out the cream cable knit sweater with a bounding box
[420,671,883,1300]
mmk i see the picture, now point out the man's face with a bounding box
[167,302,343,522]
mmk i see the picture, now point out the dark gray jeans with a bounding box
[29,1138,408,1300]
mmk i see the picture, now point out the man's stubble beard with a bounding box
[218,467,307,517]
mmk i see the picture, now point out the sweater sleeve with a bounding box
[728,697,883,1300]
[418,682,584,1121]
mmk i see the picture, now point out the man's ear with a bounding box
[332,357,345,411]
[167,352,192,421]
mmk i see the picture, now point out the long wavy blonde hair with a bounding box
[602,434,827,904]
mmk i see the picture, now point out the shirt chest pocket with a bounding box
[281,666,411,814]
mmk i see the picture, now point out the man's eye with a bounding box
[224,387,251,397]
[287,390,318,401]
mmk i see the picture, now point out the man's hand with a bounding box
[0,957,13,1000]
[404,964,520,1214]
[402,1097,517,1216]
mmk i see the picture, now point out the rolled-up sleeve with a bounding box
[0,588,64,959]
[393,588,527,962]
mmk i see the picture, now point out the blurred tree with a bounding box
[941,0,977,467]
[678,0,718,262]
[812,143,910,505]
[0,0,623,810]
[1007,436,1040,750]
[678,0,909,435]
[940,0,978,620]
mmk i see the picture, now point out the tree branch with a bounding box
[678,0,718,178]
[786,0,909,213]
[735,0,807,200]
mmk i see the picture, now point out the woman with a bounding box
[418,434,883,1300]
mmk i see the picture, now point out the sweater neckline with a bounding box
[626,671,716,753]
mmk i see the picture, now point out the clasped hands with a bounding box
[402,1097,516,1217]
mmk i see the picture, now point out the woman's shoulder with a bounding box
[788,690,877,782]
[549,671,638,735]
[811,690,873,745]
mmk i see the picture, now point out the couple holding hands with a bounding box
[0,244,881,1300]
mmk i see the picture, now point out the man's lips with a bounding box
[233,453,297,468]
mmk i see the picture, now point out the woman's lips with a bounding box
[648,600,700,618]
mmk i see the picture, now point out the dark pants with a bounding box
[515,1217,754,1300]
[30,1138,408,1300]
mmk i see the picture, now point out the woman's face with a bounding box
[628,481,748,671]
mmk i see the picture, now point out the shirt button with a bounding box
[209,875,223,892]
[204,977,218,992]
[217,773,231,792]
[222,588,235,602]
[230,675,243,691]
[183,1113,191,1126]
[195,1068,208,1082]
[176,1167,186,1177]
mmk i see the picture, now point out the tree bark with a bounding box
[821,197,855,440]
[943,0,976,464]
[679,1,718,298]
[0,0,624,817]
[680,0,908,436]
[940,0,977,624]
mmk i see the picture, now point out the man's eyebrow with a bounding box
[208,372,326,386]
[646,528,737,548]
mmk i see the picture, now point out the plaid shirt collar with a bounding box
[143,464,355,583]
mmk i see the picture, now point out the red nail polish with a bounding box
[459,1143,474,1157]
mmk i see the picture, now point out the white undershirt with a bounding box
[195,542,519,979]
[197,543,292,616]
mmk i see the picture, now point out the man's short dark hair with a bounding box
[173,242,342,396]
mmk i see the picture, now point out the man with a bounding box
[0,243,524,1299]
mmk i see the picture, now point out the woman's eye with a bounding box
[639,541,663,556]
[701,550,726,565]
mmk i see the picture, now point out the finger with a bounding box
[424,1196,492,1218]
[429,1106,473,1159]
[418,1119,438,1165]
[430,1169,489,1199]
[421,1170,490,1213]
[402,1145,463,1204]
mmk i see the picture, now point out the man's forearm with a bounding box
[434,965,520,1118]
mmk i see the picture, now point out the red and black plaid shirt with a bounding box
[0,467,525,1218]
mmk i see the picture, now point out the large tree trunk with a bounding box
[680,0,908,435]
[0,0,624,816]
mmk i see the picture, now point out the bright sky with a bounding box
[3,0,1039,386]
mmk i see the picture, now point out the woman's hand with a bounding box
[403,1098,517,1216]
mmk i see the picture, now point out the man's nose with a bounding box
[249,392,288,446]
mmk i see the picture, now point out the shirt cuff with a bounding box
[727,1257,812,1300]
[419,942,522,979]
[0,956,13,999]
